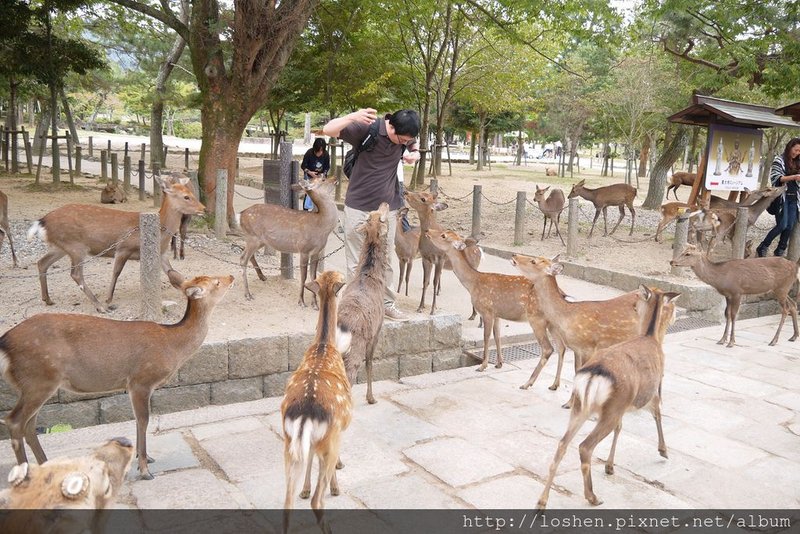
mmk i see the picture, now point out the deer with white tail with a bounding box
[537,285,680,509]
[27,174,204,313]
[0,271,234,480]
[282,270,352,534]
[568,179,636,237]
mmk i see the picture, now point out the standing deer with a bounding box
[395,206,420,296]
[665,171,697,200]
[427,230,566,378]
[0,272,234,480]
[282,270,352,534]
[238,174,338,308]
[670,244,798,347]
[510,254,675,395]
[27,176,204,313]
[533,185,565,245]
[568,179,636,237]
[537,286,680,509]
[403,190,448,314]
[0,189,19,267]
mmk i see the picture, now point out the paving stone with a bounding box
[131,469,251,513]
[201,428,280,482]
[154,397,281,432]
[665,426,769,468]
[229,336,288,378]
[430,314,462,349]
[769,391,800,412]
[381,318,431,357]
[431,348,466,372]
[100,394,134,423]
[139,431,200,476]
[398,352,433,378]
[192,416,266,442]
[175,342,229,385]
[349,472,463,508]
[151,384,210,415]
[459,474,544,509]
[336,433,410,489]
[347,400,441,450]
[688,367,786,399]
[263,371,292,397]
[355,357,398,383]
[404,436,514,487]
[211,377,263,405]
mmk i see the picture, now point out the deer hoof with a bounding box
[367,396,377,405]
[519,384,531,390]
[726,341,736,348]
[245,293,254,301]
[605,464,614,475]
[330,485,340,497]
[336,460,344,470]
[548,384,559,391]
[107,303,118,311]
[139,470,154,481]
[587,495,603,506]
[44,299,55,306]
[299,489,310,499]
[659,449,668,459]
[768,340,777,347]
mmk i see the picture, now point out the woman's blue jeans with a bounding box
[759,199,798,255]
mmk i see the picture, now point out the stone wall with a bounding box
[0,314,464,438]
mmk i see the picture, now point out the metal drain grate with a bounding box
[466,317,719,365]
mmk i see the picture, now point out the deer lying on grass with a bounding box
[511,254,675,395]
[403,190,448,314]
[533,185,565,245]
[282,270,352,533]
[28,175,204,313]
[239,174,338,308]
[337,203,390,405]
[0,437,134,510]
[428,230,566,376]
[0,189,18,267]
[537,285,679,509]
[0,272,234,480]
[568,179,636,237]
[670,244,799,347]
[395,207,420,296]
[665,171,697,200]
[100,183,128,204]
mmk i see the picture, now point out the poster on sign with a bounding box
[704,124,762,191]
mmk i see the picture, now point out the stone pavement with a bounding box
[1,315,798,512]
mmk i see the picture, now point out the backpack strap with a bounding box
[356,119,381,155]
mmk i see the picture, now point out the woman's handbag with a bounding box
[766,195,783,216]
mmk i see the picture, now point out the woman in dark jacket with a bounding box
[757,138,800,257]
[300,138,330,211]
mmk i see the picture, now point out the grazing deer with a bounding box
[537,286,680,509]
[568,179,636,237]
[239,174,338,308]
[282,270,352,533]
[670,244,799,347]
[27,176,204,313]
[100,183,128,204]
[665,171,697,200]
[545,167,557,177]
[403,190,448,314]
[0,272,234,480]
[0,437,134,510]
[0,189,18,267]
[427,230,566,377]
[533,185,565,245]
[337,203,390,405]
[510,254,674,395]
[395,207,420,296]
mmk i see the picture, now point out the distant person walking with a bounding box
[756,138,800,257]
[300,138,330,211]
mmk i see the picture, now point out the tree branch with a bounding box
[109,0,189,41]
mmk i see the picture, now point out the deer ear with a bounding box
[185,285,206,299]
[305,280,320,295]
[168,269,186,289]
[333,281,345,295]
[452,239,466,251]
[545,261,563,276]
[434,202,448,211]
[378,202,389,221]
[550,253,561,262]
[291,183,303,192]
[638,284,653,300]
[663,291,681,304]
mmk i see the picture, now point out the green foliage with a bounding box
[173,121,202,139]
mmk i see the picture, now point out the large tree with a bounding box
[112,0,318,225]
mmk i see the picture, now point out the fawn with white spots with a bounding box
[537,285,679,508]
[282,270,352,533]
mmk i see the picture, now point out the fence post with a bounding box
[215,169,228,239]
[280,141,294,279]
[107,139,111,153]
[430,178,438,196]
[567,198,579,258]
[140,143,146,163]
[100,150,108,183]
[671,214,690,276]
[123,155,131,191]
[23,130,33,174]
[110,152,119,186]
[184,148,190,170]
[138,212,162,322]
[152,163,162,207]
[65,133,74,183]
[74,145,82,176]
[731,206,748,259]
[335,166,343,202]
[138,160,146,201]
[88,136,93,158]
[124,142,129,159]
[471,184,482,239]
[514,191,526,246]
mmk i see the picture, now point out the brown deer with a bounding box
[27,176,205,313]
[0,189,19,267]
[239,174,338,308]
[707,186,785,240]
[533,185,565,245]
[427,230,566,378]
[665,171,697,200]
[282,270,352,533]
[395,206,420,296]
[510,254,674,395]
[337,203,390,405]
[537,286,680,509]
[403,190,448,314]
[170,175,199,260]
[567,179,636,237]
[0,272,234,480]
[447,237,484,325]
[100,183,128,204]
[670,244,799,347]
[0,437,134,510]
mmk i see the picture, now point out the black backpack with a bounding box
[342,120,380,179]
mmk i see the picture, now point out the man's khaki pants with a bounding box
[343,205,399,306]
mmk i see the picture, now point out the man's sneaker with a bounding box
[774,249,786,257]
[384,303,410,321]
[756,246,767,258]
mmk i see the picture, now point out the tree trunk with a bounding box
[687,126,699,173]
[642,124,688,209]
[638,135,650,178]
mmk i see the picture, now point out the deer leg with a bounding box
[579,416,618,506]
[240,243,258,300]
[650,393,668,459]
[604,422,622,475]
[37,248,66,305]
[609,206,624,235]
[129,386,154,480]
[628,204,636,236]
[417,259,432,313]
[549,333,567,391]
[22,412,48,464]
[537,401,590,510]
[718,298,732,345]
[67,252,108,313]
[283,443,305,533]
[588,209,601,238]
[1,224,18,267]
[477,313,493,372]
[300,452,314,499]
[561,350,585,409]
[541,217,547,241]
[298,253,309,308]
[251,255,267,281]
[404,260,413,297]
[311,449,338,534]
[726,295,742,348]
[555,213,566,246]
[365,331,380,404]
[787,297,798,342]
[521,339,552,390]
[7,387,55,465]
[769,295,790,346]
[105,252,132,309]
[397,260,405,294]
[430,261,444,315]
[493,317,503,368]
